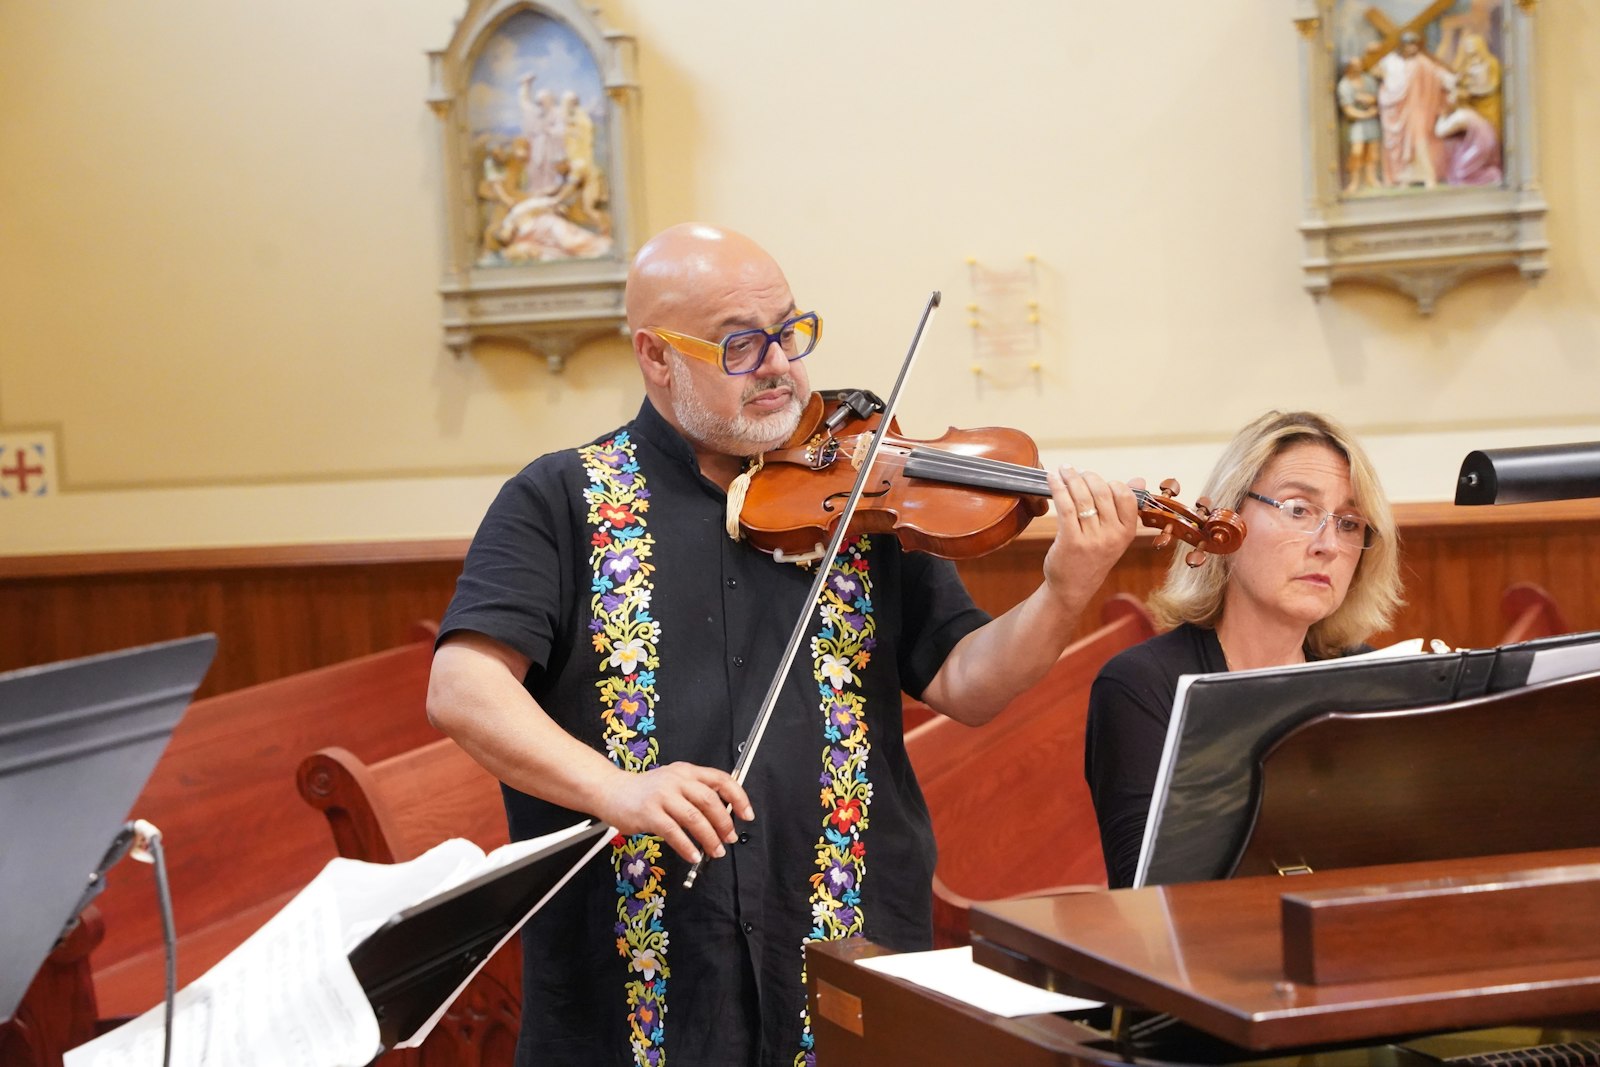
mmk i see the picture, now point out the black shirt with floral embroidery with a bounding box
[440,398,988,1067]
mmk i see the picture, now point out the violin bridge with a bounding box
[849,434,870,470]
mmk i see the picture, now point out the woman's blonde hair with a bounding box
[1148,411,1404,657]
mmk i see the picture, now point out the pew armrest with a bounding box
[1500,582,1571,645]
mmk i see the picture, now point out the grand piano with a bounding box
[808,662,1600,1065]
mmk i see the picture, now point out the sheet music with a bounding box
[65,821,602,1066]
[856,946,1099,1018]
[65,877,379,1067]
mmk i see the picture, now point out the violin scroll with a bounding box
[1139,478,1246,567]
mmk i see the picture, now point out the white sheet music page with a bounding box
[856,946,1099,1018]
[63,825,604,1066]
[64,875,380,1067]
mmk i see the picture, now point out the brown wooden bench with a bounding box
[297,738,518,1067]
[1499,581,1572,645]
[6,626,443,1067]
[905,594,1156,947]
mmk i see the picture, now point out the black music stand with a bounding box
[1134,631,1600,888]
[352,820,611,1053]
[0,635,217,1023]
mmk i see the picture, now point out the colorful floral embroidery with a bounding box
[795,537,877,1066]
[582,433,670,1066]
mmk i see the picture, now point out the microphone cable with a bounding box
[129,820,176,1067]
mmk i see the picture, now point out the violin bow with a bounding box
[683,291,942,889]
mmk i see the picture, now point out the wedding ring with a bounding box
[1077,507,1098,519]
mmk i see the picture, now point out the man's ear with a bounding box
[635,329,672,390]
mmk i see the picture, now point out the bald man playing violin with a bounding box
[427,222,1141,1067]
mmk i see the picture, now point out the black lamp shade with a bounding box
[1455,441,1600,505]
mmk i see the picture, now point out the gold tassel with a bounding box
[724,452,763,541]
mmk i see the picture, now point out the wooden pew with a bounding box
[1499,582,1572,645]
[297,738,519,1067]
[6,628,443,1067]
[905,594,1156,947]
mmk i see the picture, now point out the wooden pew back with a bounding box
[87,634,443,1020]
[297,738,519,1067]
[906,595,1155,945]
[297,739,508,863]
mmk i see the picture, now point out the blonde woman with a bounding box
[1084,411,1404,888]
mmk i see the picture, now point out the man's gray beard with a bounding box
[666,353,803,457]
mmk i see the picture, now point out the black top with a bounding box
[439,398,989,1067]
[1084,623,1366,889]
[1084,624,1227,888]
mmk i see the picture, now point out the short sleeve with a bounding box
[894,551,990,700]
[437,458,574,670]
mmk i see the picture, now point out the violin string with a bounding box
[834,435,1048,494]
[803,429,1240,558]
[835,434,1170,511]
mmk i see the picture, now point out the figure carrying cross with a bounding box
[1358,2,1459,188]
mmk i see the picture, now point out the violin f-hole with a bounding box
[824,481,892,512]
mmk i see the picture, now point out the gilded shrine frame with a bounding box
[428,0,644,369]
[1294,0,1546,313]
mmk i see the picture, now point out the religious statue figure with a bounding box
[473,80,614,264]
[1372,31,1456,188]
[477,136,530,254]
[463,7,617,267]
[1434,0,1498,71]
[1452,32,1503,134]
[1435,86,1503,187]
[518,76,566,197]
[1336,58,1381,195]
[557,90,608,232]
[494,189,613,261]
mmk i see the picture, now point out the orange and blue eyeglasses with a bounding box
[646,312,821,375]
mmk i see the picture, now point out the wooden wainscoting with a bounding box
[3,500,1599,697]
[0,542,468,698]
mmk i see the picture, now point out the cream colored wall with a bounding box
[2,1,1596,554]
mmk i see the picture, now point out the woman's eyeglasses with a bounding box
[1245,491,1373,550]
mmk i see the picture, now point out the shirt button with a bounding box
[739,832,751,844]
[742,921,755,934]
[732,656,745,668]
[726,577,738,588]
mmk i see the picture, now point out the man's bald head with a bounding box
[624,223,788,334]
[624,223,809,481]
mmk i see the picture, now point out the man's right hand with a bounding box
[599,762,755,864]
[428,634,756,865]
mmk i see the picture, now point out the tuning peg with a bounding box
[1159,477,1181,497]
[1154,528,1174,549]
[1195,496,1214,515]
[1185,549,1208,568]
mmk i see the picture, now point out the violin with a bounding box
[738,390,1246,567]
[685,298,1237,894]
